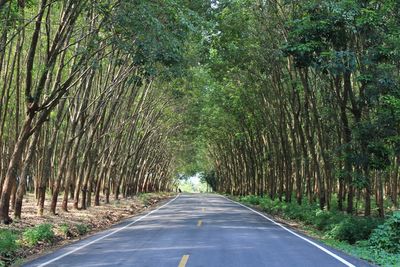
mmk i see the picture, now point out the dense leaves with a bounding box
[368,211,400,253]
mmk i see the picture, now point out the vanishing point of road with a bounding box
[24,194,373,267]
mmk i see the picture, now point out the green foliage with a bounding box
[313,210,343,231]
[179,180,196,193]
[178,175,209,193]
[240,195,260,205]
[200,171,217,191]
[238,195,400,265]
[22,224,55,246]
[138,193,151,206]
[59,223,69,234]
[239,195,381,244]
[111,0,203,77]
[327,217,381,244]
[0,229,19,257]
[325,239,400,267]
[368,211,400,253]
[59,223,71,238]
[75,224,90,236]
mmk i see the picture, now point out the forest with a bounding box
[195,0,400,218]
[0,0,205,225]
[188,1,400,264]
[0,0,399,265]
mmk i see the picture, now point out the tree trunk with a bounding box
[0,117,33,223]
[14,130,40,219]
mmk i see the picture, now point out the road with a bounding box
[24,194,373,267]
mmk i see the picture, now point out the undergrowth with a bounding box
[22,223,55,246]
[238,195,399,266]
[0,229,19,266]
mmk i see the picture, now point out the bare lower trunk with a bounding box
[378,173,385,218]
[14,130,40,219]
[62,137,81,211]
[0,117,33,224]
[37,186,46,216]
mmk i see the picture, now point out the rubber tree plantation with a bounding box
[0,0,399,266]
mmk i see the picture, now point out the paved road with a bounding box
[24,194,373,267]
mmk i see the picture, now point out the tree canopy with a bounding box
[0,0,399,226]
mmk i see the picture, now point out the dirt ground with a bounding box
[0,192,175,266]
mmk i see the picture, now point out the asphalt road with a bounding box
[24,194,374,267]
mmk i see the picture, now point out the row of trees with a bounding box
[0,0,201,224]
[192,0,400,217]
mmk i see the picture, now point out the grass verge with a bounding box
[232,195,399,267]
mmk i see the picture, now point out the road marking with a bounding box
[178,255,189,267]
[220,195,356,267]
[197,219,202,227]
[36,194,181,267]
[202,207,205,212]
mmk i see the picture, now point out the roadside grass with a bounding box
[22,224,55,247]
[75,223,91,236]
[138,192,172,207]
[235,195,400,267]
[59,223,71,238]
[0,229,20,266]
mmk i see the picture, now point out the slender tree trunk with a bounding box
[14,129,40,219]
[0,117,33,223]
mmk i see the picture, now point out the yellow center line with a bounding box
[178,255,189,267]
[197,220,202,227]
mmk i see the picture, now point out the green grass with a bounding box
[138,193,152,206]
[368,212,400,254]
[0,229,20,266]
[59,223,72,238]
[325,239,400,267]
[22,223,55,246]
[59,223,69,235]
[75,223,90,236]
[237,195,399,266]
[0,229,19,255]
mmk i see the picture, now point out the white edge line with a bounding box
[220,195,356,267]
[36,194,180,267]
